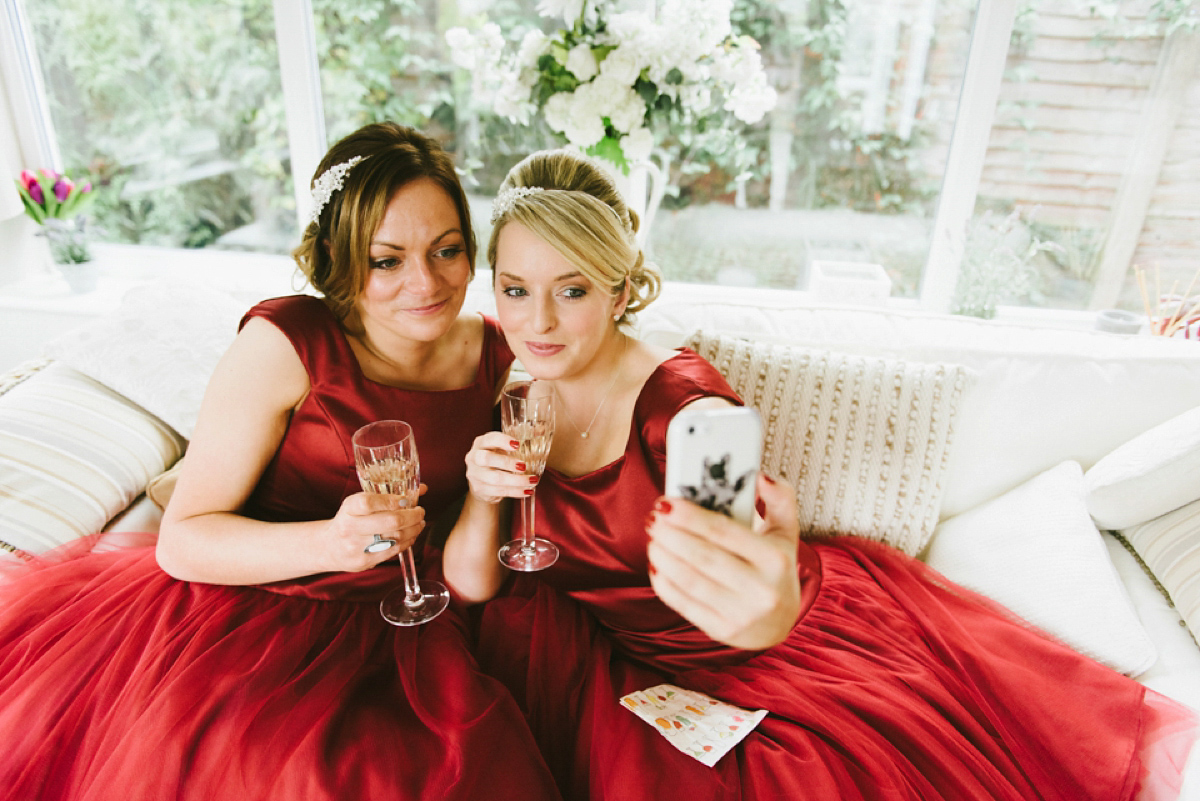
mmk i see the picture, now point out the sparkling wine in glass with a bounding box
[353,420,450,626]
[498,380,558,571]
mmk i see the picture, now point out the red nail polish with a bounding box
[515,462,527,472]
[653,498,672,514]
[524,488,535,495]
[510,439,521,449]
[529,475,539,484]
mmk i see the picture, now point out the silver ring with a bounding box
[365,535,397,554]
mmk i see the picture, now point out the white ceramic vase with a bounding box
[594,156,667,249]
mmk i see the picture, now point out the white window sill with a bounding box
[0,244,301,315]
[0,243,1104,334]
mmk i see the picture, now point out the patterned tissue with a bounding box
[619,684,767,767]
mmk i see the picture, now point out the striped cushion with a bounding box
[684,332,974,555]
[0,362,185,558]
[1123,499,1200,643]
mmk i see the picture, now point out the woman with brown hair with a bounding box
[0,123,559,801]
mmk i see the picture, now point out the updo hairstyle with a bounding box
[486,149,662,324]
[292,122,476,320]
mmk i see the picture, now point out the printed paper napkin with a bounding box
[619,683,768,767]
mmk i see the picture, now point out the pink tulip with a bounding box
[19,170,37,191]
[53,176,73,202]
[27,175,44,205]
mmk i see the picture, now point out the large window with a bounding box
[5,0,1197,316]
[966,0,1200,316]
[14,0,292,251]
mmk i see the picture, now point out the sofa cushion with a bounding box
[0,362,185,559]
[1118,499,1200,645]
[640,299,1200,519]
[924,460,1157,676]
[683,331,973,556]
[146,459,183,510]
[1085,404,1200,531]
[42,282,247,439]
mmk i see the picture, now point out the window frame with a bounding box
[5,0,1093,326]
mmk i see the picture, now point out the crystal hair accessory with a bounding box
[307,155,366,227]
[491,186,544,223]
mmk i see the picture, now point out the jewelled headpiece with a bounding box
[491,186,544,223]
[307,155,366,227]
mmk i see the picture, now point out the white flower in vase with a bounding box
[565,43,599,82]
[537,0,587,29]
[446,0,777,243]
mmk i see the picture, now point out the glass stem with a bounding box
[400,548,424,607]
[523,489,537,551]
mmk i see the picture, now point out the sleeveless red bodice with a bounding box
[243,294,511,527]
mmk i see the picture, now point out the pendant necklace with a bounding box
[558,336,627,439]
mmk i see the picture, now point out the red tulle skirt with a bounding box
[477,537,1197,801]
[0,545,560,801]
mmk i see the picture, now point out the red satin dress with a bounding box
[477,349,1196,801]
[0,295,560,801]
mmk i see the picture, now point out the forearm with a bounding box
[441,495,510,603]
[156,512,331,585]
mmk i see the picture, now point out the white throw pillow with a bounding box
[924,460,1157,676]
[1084,405,1200,531]
[0,363,185,557]
[42,282,248,439]
[1120,499,1200,644]
[684,331,974,556]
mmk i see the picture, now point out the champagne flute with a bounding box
[352,420,450,626]
[498,380,558,571]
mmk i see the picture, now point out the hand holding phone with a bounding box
[654,405,803,649]
[664,406,763,526]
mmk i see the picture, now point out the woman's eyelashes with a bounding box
[369,245,463,271]
[370,256,401,271]
[499,284,588,300]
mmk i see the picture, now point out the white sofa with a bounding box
[2,281,1198,795]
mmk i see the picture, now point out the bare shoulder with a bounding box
[452,310,486,344]
[448,310,488,364]
[628,338,678,379]
[167,316,311,524]
[207,316,310,412]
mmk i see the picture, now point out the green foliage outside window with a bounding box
[27,0,941,253]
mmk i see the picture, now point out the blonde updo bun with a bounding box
[487,149,662,325]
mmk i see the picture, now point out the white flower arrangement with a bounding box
[446,0,777,172]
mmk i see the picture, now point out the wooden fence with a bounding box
[947,0,1199,309]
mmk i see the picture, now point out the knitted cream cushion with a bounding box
[683,332,974,555]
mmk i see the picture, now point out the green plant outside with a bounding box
[26,0,941,256]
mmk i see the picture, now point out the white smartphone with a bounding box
[664,406,763,526]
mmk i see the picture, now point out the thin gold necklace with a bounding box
[557,336,627,439]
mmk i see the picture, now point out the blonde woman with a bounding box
[455,148,1196,801]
